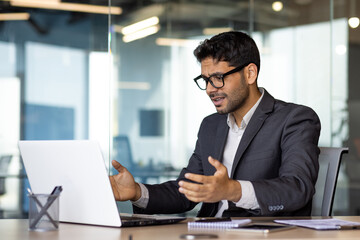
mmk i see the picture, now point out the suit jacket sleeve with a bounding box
[250,104,321,216]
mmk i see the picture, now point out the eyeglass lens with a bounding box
[196,75,223,90]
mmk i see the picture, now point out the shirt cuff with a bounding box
[234,180,260,210]
[131,183,149,209]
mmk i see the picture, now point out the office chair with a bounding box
[311,147,349,216]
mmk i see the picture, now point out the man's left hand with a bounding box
[178,156,242,203]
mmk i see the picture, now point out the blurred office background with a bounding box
[0,0,359,218]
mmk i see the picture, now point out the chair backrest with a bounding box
[311,147,349,216]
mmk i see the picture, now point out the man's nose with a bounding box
[206,82,218,95]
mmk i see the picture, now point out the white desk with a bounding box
[1,216,360,240]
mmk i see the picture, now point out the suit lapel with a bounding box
[230,89,275,177]
[200,116,227,217]
[214,116,229,163]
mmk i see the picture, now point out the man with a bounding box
[110,31,321,217]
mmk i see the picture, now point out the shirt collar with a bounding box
[227,87,265,132]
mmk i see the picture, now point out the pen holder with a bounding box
[28,193,60,231]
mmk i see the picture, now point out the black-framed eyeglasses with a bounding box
[193,62,249,90]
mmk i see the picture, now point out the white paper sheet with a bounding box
[274,218,360,230]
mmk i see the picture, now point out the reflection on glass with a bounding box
[0,0,359,218]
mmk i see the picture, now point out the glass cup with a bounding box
[28,193,60,231]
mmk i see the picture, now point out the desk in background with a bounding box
[1,216,360,240]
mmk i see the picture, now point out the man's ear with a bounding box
[246,63,258,85]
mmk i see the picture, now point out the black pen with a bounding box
[336,225,360,230]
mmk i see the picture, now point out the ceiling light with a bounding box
[10,0,122,15]
[156,38,199,47]
[0,12,30,21]
[121,17,159,35]
[348,0,359,29]
[122,25,160,43]
[272,1,283,12]
[348,17,360,29]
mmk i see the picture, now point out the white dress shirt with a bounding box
[133,88,265,217]
[215,88,264,216]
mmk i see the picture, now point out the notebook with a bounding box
[188,218,251,229]
[18,140,185,227]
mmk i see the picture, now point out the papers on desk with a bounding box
[274,218,360,230]
[188,218,251,229]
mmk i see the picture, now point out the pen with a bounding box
[337,225,360,230]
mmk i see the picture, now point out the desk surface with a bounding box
[1,216,360,240]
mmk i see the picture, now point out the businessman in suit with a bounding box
[110,31,321,217]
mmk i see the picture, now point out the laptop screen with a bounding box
[19,140,122,227]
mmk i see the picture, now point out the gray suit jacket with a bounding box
[134,89,321,217]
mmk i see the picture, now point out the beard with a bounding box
[210,76,249,115]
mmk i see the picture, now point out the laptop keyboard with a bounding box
[121,215,153,221]
[119,213,186,226]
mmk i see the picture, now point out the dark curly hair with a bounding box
[193,31,260,73]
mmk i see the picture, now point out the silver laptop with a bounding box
[19,140,185,227]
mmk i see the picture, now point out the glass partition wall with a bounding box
[0,0,112,218]
[109,0,358,216]
[0,0,359,218]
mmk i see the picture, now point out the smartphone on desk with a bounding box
[226,223,295,233]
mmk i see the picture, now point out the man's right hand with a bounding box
[109,160,141,202]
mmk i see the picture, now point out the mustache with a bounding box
[209,93,227,98]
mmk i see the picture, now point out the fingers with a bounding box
[184,173,209,184]
[178,176,215,199]
[183,157,226,183]
[181,191,208,203]
[109,176,120,200]
[179,180,202,192]
[208,156,224,171]
[208,156,228,177]
[178,156,231,203]
[178,181,211,203]
[111,160,125,173]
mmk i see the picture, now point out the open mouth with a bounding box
[211,96,225,106]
